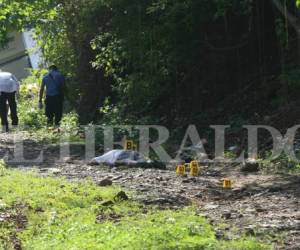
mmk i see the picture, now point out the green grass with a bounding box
[0,166,270,250]
[17,70,82,144]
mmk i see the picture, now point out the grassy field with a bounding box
[0,163,270,250]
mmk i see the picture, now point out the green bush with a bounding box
[17,70,80,142]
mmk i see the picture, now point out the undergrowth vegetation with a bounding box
[16,70,300,174]
[259,152,300,174]
[17,70,80,143]
[0,166,270,250]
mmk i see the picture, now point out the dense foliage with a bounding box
[1,0,300,126]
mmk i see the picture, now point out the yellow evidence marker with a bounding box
[223,178,232,189]
[125,140,134,150]
[189,160,199,177]
[176,165,186,176]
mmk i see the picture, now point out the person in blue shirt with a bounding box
[39,65,65,126]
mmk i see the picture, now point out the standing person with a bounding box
[0,70,19,132]
[39,65,65,127]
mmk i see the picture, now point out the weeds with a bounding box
[0,170,269,250]
[17,70,80,143]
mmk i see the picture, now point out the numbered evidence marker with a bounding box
[176,165,186,176]
[125,140,134,150]
[189,160,199,177]
[223,178,232,189]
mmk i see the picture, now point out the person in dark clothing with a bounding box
[0,71,19,132]
[39,65,65,126]
[0,92,18,129]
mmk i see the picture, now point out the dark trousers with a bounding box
[45,95,63,126]
[0,92,18,131]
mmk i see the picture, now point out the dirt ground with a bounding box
[1,133,299,249]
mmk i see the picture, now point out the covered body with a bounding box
[93,150,148,166]
[91,150,166,169]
